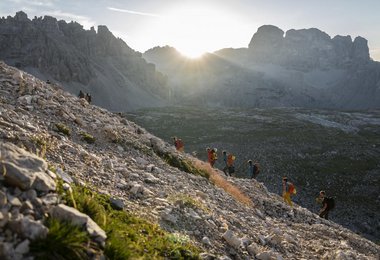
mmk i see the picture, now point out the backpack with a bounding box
[254,163,260,175]
[288,183,296,195]
[326,197,335,210]
[177,139,184,148]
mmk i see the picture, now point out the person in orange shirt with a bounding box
[207,148,213,165]
[207,148,218,167]
[226,153,235,176]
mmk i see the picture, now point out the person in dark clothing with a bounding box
[248,160,260,179]
[78,90,85,99]
[86,93,92,104]
[222,151,228,176]
[318,190,330,220]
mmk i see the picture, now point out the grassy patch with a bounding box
[80,131,96,144]
[169,193,209,213]
[64,185,200,259]
[30,217,95,260]
[192,159,253,206]
[160,152,210,179]
[55,123,71,136]
[29,134,56,158]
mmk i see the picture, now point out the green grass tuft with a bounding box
[30,217,95,260]
[55,123,71,136]
[80,131,96,144]
[169,193,209,213]
[161,152,210,179]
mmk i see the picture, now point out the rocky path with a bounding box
[0,61,379,259]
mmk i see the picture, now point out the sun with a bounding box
[177,47,206,59]
[155,3,236,59]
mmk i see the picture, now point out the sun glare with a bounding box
[156,3,239,59]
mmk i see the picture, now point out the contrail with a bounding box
[107,7,161,18]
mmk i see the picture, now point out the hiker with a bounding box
[317,190,334,220]
[282,177,296,207]
[222,151,228,175]
[78,90,85,99]
[86,93,92,104]
[177,138,184,152]
[248,160,260,179]
[208,148,217,168]
[173,137,179,149]
[207,148,212,165]
[226,153,235,176]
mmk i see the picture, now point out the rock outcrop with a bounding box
[247,25,371,70]
[145,26,380,110]
[0,11,169,111]
[0,60,379,258]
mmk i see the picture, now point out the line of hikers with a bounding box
[282,176,335,219]
[172,137,334,220]
[78,90,92,104]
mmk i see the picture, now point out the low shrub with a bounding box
[55,123,71,136]
[80,131,96,144]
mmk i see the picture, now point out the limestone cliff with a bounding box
[0,11,169,111]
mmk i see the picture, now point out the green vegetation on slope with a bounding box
[64,184,200,259]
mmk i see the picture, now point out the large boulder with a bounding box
[50,204,107,247]
[1,142,56,192]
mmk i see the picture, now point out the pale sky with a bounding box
[1,0,380,60]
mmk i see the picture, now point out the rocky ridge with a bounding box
[144,26,380,110]
[0,61,379,259]
[247,25,370,69]
[0,11,169,111]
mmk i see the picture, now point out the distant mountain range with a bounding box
[143,25,380,110]
[1,11,380,111]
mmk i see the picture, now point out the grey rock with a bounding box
[161,209,178,224]
[8,217,48,240]
[14,239,29,255]
[1,143,54,191]
[247,242,260,256]
[143,172,159,184]
[50,204,107,247]
[0,242,14,260]
[222,230,241,249]
[202,236,212,246]
[55,167,74,184]
[0,190,7,207]
[41,194,58,205]
[0,210,10,228]
[130,184,143,195]
[23,189,37,201]
[19,201,34,213]
[199,252,217,260]
[110,197,124,210]
[8,195,22,207]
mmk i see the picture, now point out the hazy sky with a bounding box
[1,0,380,60]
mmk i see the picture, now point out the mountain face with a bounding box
[144,26,380,110]
[1,61,380,259]
[0,11,169,111]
